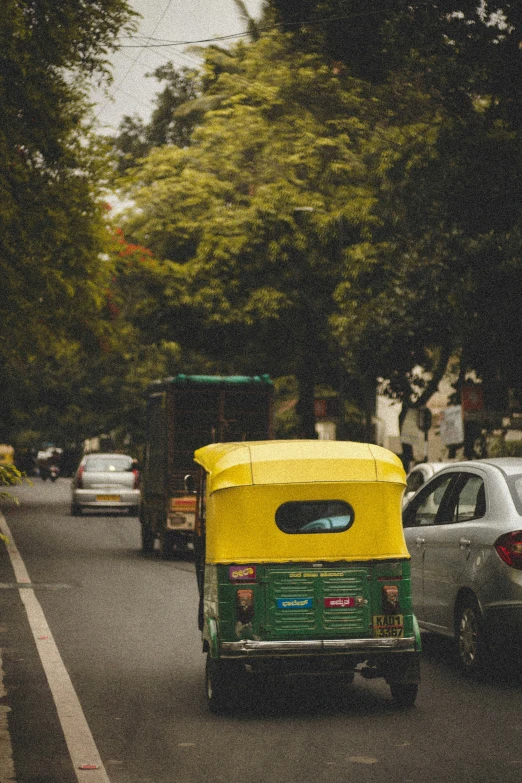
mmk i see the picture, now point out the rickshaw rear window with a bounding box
[275,500,354,534]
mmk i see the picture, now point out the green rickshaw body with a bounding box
[194,440,421,709]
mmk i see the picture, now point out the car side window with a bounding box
[403,473,455,528]
[441,474,486,523]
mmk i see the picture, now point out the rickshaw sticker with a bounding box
[277,598,313,609]
[324,597,355,608]
[229,565,256,582]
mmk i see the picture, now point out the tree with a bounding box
[270,0,522,424]
[0,0,137,441]
[118,32,377,436]
[115,6,522,445]
[112,65,201,173]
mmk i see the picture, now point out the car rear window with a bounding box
[275,500,354,534]
[509,475,522,515]
[84,456,133,472]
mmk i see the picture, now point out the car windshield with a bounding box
[84,456,133,473]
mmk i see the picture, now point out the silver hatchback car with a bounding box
[402,458,522,674]
[71,453,140,516]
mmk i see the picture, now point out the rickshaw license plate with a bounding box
[373,615,404,637]
[96,494,120,502]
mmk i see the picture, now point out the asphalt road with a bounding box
[2,480,522,783]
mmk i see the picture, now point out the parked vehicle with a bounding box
[402,458,522,674]
[139,374,273,558]
[71,453,140,515]
[403,461,453,506]
[193,440,421,712]
[37,447,63,481]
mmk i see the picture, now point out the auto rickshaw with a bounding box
[192,440,421,712]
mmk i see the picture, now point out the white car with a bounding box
[403,462,453,507]
[71,453,140,515]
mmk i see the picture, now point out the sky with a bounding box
[92,0,264,133]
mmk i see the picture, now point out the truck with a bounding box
[139,374,274,557]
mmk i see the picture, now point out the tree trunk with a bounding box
[295,370,317,439]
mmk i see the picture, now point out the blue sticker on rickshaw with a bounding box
[277,598,313,609]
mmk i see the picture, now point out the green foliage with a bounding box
[263,4,522,412]
[118,32,378,434]
[488,437,522,458]
[117,6,522,427]
[112,65,201,173]
[0,0,137,442]
[6,0,522,450]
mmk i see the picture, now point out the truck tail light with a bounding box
[381,584,400,613]
[132,469,140,489]
[495,531,522,570]
[236,589,254,624]
[76,465,85,489]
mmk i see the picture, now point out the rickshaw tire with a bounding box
[205,655,236,714]
[390,683,418,708]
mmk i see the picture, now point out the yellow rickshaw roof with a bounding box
[194,440,405,494]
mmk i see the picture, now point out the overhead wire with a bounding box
[95,0,448,126]
[95,0,177,121]
[117,1,438,48]
[98,17,259,126]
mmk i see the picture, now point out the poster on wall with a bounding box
[440,405,464,446]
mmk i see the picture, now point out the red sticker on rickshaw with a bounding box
[324,597,355,608]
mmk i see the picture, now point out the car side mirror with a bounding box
[184,474,196,494]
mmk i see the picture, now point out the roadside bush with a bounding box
[487,436,522,458]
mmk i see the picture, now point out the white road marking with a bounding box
[0,514,110,782]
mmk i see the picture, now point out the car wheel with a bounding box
[455,596,489,675]
[205,655,237,713]
[141,524,155,554]
[70,504,81,516]
[389,683,418,707]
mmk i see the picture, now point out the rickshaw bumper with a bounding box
[217,637,420,684]
[220,636,417,656]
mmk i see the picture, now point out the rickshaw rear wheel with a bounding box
[390,683,418,707]
[205,655,238,713]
